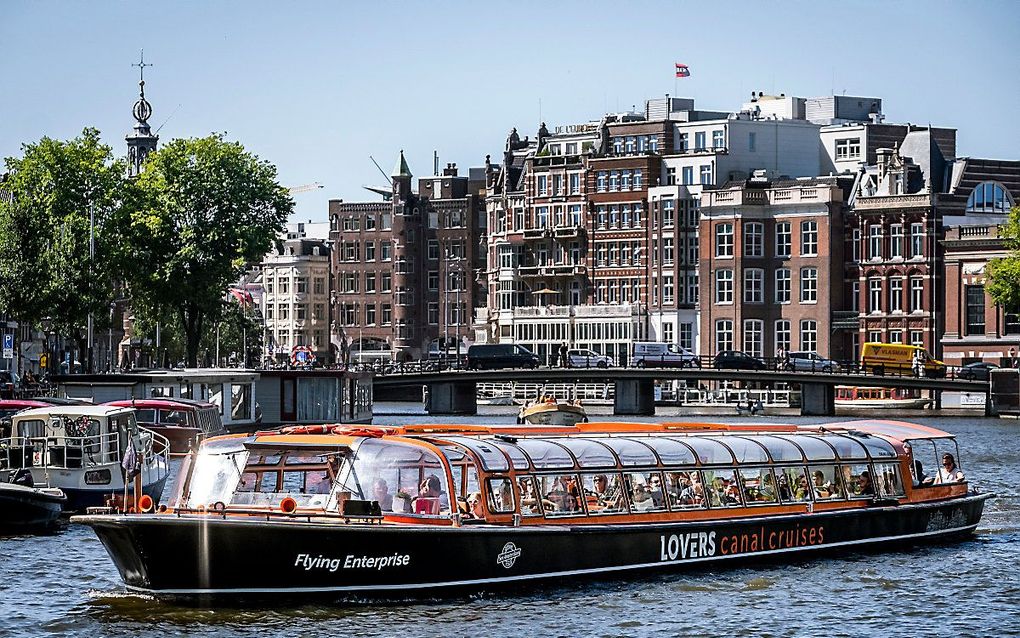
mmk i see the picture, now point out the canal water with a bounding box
[2,411,1018,638]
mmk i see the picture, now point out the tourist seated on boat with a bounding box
[373,478,393,511]
[584,473,624,513]
[647,474,665,508]
[812,470,834,499]
[792,476,811,501]
[414,475,445,515]
[856,471,874,496]
[465,492,484,519]
[937,453,965,483]
[310,456,340,494]
[630,483,655,511]
[912,460,932,487]
[546,475,581,512]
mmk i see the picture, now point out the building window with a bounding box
[966,285,985,335]
[775,320,791,354]
[744,269,763,303]
[851,281,860,312]
[427,240,439,260]
[910,223,924,257]
[910,330,924,347]
[889,279,903,312]
[609,171,619,191]
[869,225,882,260]
[835,138,861,160]
[800,268,818,303]
[381,241,392,261]
[365,304,376,325]
[700,165,713,185]
[775,268,791,303]
[716,319,734,352]
[801,221,818,256]
[869,278,882,313]
[890,224,903,258]
[662,321,674,343]
[715,269,734,303]
[712,130,725,149]
[537,175,548,196]
[910,277,924,312]
[597,171,607,192]
[569,173,581,194]
[1005,313,1020,335]
[744,222,764,257]
[966,181,1015,213]
[715,223,734,257]
[428,271,439,291]
[663,276,675,304]
[694,131,706,151]
[428,302,439,325]
[800,320,818,352]
[381,304,392,324]
[662,199,675,227]
[738,319,762,357]
[679,323,693,350]
[365,272,376,293]
[890,331,903,344]
[851,229,860,262]
[776,222,792,257]
[681,166,694,185]
[868,330,882,343]
[748,132,756,152]
[381,273,392,292]
[663,238,674,265]
[678,132,689,152]
[634,170,643,190]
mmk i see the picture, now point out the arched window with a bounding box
[966,182,1014,213]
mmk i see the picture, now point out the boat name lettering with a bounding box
[659,532,717,561]
[719,524,825,556]
[293,552,410,572]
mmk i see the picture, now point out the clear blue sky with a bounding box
[2,1,1018,223]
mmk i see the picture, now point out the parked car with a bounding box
[959,361,999,381]
[630,342,700,368]
[466,344,540,370]
[566,349,615,368]
[786,351,841,373]
[714,351,767,370]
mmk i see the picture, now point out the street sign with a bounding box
[2,333,13,359]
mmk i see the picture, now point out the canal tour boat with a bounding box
[835,386,931,410]
[517,395,588,426]
[73,419,988,598]
[0,405,170,512]
[104,398,226,455]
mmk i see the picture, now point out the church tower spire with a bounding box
[126,49,158,177]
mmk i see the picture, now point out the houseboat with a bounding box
[1,405,170,512]
[104,398,226,454]
[74,419,987,597]
[835,386,931,410]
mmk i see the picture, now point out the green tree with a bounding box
[126,135,291,367]
[986,206,1020,313]
[0,128,130,371]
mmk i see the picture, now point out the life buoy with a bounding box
[332,426,389,438]
[138,494,154,513]
[280,497,298,513]
[280,424,333,435]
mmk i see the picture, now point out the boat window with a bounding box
[843,463,874,499]
[487,477,515,513]
[808,465,844,500]
[232,449,340,510]
[159,409,190,426]
[737,467,779,504]
[554,438,617,468]
[15,418,45,439]
[873,462,905,498]
[779,466,812,503]
[664,471,706,509]
[723,437,770,464]
[752,435,805,463]
[343,439,450,517]
[490,440,531,470]
[780,435,835,461]
[625,471,669,512]
[443,436,510,472]
[518,476,543,516]
[538,473,584,516]
[184,440,250,508]
[852,435,897,460]
[600,437,657,466]
[703,469,743,508]
[646,437,697,465]
[683,437,735,465]
[580,473,628,515]
[133,409,157,424]
[818,435,869,461]
[516,439,575,469]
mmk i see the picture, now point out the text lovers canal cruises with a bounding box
[73,419,989,598]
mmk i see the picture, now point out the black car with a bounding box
[714,350,767,370]
[466,344,540,370]
[959,361,999,381]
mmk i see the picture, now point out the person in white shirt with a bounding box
[937,453,965,483]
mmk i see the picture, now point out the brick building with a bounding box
[329,153,485,362]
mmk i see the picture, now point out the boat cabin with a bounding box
[165,420,968,525]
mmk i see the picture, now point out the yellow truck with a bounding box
[860,342,945,377]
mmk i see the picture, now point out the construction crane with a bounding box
[287,183,323,195]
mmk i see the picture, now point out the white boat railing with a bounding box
[476,382,799,406]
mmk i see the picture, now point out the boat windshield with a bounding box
[338,438,451,516]
[182,437,250,508]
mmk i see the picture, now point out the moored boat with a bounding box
[835,386,931,409]
[0,405,170,512]
[104,398,226,455]
[0,473,66,532]
[73,419,987,598]
[517,395,587,425]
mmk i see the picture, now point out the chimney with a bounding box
[443,162,458,177]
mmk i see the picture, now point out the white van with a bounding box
[629,342,700,368]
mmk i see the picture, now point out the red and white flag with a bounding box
[675,63,690,78]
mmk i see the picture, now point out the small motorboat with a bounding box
[518,395,588,426]
[0,470,66,532]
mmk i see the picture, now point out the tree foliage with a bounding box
[125,135,291,366]
[0,128,129,368]
[986,206,1020,313]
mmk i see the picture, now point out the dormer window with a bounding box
[966,181,1014,213]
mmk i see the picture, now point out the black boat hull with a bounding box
[76,493,989,597]
[0,485,65,532]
